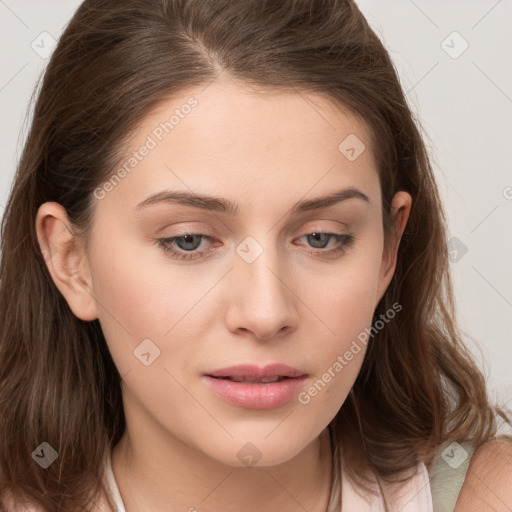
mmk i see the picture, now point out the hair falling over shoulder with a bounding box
[1,0,511,510]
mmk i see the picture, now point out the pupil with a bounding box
[308,233,329,249]
[177,235,201,251]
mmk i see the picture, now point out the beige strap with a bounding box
[427,440,476,512]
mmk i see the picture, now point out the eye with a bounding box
[157,234,215,261]
[295,232,355,258]
[156,231,355,261]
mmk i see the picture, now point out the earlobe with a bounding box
[36,202,99,321]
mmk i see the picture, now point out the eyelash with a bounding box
[156,231,355,261]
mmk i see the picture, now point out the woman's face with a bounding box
[44,80,410,467]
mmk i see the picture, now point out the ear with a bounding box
[375,191,412,307]
[35,202,99,321]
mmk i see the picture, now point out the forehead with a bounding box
[143,80,371,149]
[102,79,379,212]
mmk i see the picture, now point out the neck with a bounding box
[111,399,334,512]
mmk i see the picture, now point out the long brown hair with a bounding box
[1,0,511,510]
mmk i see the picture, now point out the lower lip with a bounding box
[203,376,308,409]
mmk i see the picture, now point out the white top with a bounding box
[104,452,126,512]
[0,437,473,511]
[103,448,433,512]
[337,453,432,511]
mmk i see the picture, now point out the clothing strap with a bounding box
[427,440,476,512]
[103,450,126,512]
[327,424,433,511]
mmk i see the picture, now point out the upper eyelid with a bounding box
[161,219,351,236]
[164,228,349,241]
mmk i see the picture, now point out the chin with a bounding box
[202,434,311,469]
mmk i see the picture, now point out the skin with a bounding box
[36,79,412,511]
[454,439,512,512]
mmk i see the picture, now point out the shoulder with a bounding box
[454,438,512,512]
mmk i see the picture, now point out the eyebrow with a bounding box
[135,187,370,215]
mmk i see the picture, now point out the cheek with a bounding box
[295,304,373,436]
[88,228,220,378]
[297,242,383,403]
[88,232,177,367]
[309,246,383,348]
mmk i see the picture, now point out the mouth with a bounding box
[203,364,308,409]
[208,375,293,383]
[204,363,307,381]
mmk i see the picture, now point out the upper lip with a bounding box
[205,364,307,379]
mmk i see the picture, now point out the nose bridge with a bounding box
[227,234,297,339]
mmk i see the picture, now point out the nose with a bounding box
[225,244,298,341]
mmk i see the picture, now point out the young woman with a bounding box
[1,1,511,511]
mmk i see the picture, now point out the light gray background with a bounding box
[1,1,511,426]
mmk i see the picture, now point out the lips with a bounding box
[203,364,308,409]
[205,363,307,382]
